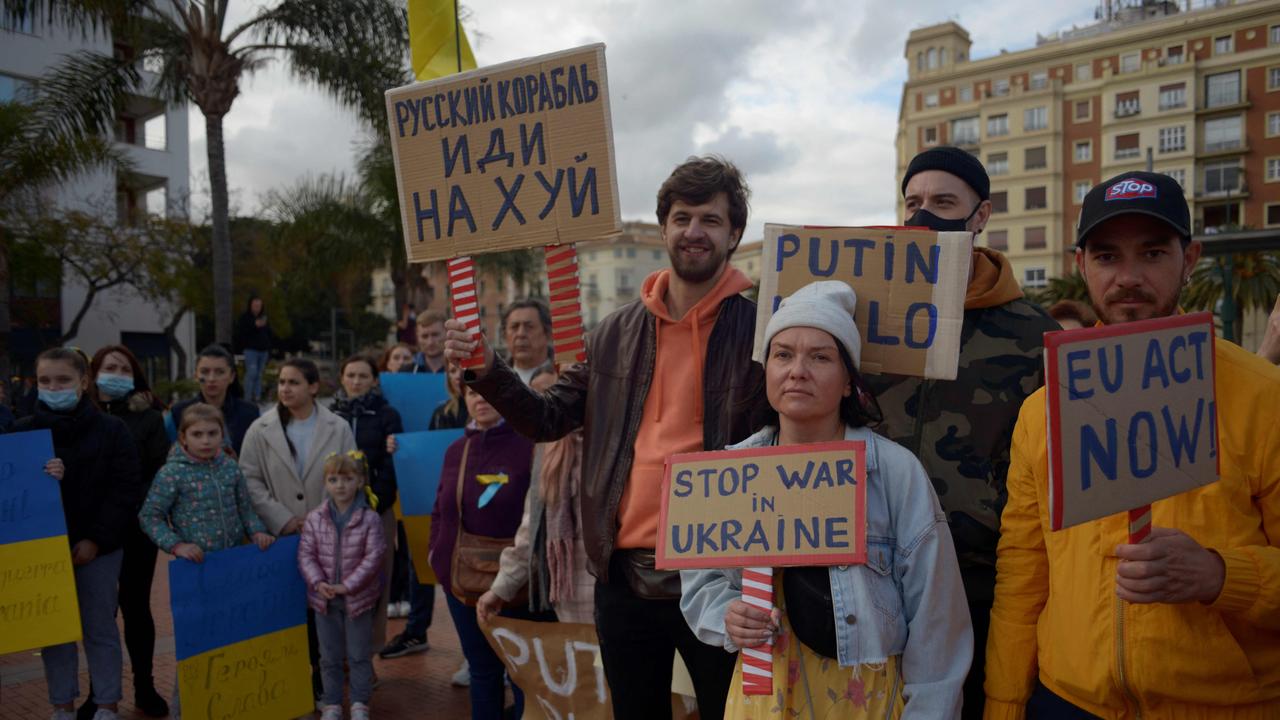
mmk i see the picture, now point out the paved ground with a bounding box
[0,557,474,719]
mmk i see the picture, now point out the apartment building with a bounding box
[897,0,1280,289]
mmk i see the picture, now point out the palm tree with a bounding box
[1025,270,1090,308]
[1182,251,1280,343]
[7,0,410,345]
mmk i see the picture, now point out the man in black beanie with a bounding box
[864,145,1059,718]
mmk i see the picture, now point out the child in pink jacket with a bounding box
[298,451,387,720]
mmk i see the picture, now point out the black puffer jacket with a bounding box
[12,395,144,554]
[102,392,170,487]
[330,390,403,512]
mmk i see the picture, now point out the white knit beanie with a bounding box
[763,281,861,370]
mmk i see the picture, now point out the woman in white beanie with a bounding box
[680,281,972,719]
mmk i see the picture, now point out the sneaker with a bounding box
[378,633,428,658]
[350,702,370,720]
[451,660,470,687]
[50,710,75,720]
[320,705,343,720]
[396,600,411,617]
[90,710,119,720]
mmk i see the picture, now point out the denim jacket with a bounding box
[680,425,973,719]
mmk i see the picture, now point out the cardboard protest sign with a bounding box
[656,441,867,570]
[170,537,312,720]
[392,429,466,583]
[386,43,622,263]
[0,430,81,654]
[380,372,449,433]
[1045,312,1219,530]
[483,617,612,720]
[755,225,972,379]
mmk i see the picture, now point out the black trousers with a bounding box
[961,567,995,720]
[595,553,737,720]
[117,523,160,685]
[1027,681,1103,719]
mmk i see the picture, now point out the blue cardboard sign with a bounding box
[392,429,466,516]
[0,430,64,544]
[380,372,450,433]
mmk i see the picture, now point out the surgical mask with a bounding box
[904,203,981,233]
[96,373,135,400]
[38,388,80,412]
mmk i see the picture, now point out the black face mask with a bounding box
[904,202,980,232]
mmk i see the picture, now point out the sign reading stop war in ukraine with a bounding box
[0,430,81,654]
[755,225,972,380]
[1046,312,1220,530]
[656,442,867,570]
[386,43,622,263]
[171,536,312,720]
[484,617,612,720]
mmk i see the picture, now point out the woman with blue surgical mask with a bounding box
[11,347,145,720]
[78,346,171,719]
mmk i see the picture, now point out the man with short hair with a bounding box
[985,171,1280,717]
[446,156,761,720]
[867,146,1058,718]
[407,310,446,373]
[501,299,554,384]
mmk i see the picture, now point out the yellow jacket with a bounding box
[985,338,1280,719]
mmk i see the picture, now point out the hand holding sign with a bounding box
[1114,527,1226,604]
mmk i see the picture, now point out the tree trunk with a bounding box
[59,283,105,344]
[163,303,190,380]
[0,229,11,380]
[207,111,233,347]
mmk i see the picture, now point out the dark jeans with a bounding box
[961,567,995,720]
[444,593,555,720]
[306,609,322,697]
[118,523,160,686]
[1027,681,1103,719]
[389,522,411,603]
[595,553,738,720]
[404,560,436,639]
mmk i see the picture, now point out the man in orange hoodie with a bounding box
[864,146,1060,719]
[445,156,762,720]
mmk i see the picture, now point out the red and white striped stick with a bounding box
[1128,504,1152,545]
[447,256,486,369]
[543,243,587,365]
[740,567,774,696]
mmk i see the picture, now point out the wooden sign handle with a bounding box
[1128,504,1152,544]
[740,567,774,696]
[447,257,487,369]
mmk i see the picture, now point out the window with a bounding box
[0,12,34,33]
[1203,203,1240,231]
[1075,100,1091,120]
[1076,62,1092,81]
[613,248,621,258]
[1166,45,1184,65]
[988,152,1009,176]
[1270,67,1280,90]
[143,115,166,151]
[1024,267,1048,288]
[1163,168,1186,188]
[1115,90,1140,117]
[1272,25,1280,45]
[916,52,924,72]
[1025,186,1047,210]
[959,86,973,103]
[1075,140,1093,162]
[1204,115,1243,152]
[1206,71,1241,108]
[0,72,33,103]
[1269,112,1280,137]
[1075,181,1091,204]
[1115,133,1141,160]
[927,48,938,69]
[951,116,980,145]
[1030,71,1048,90]
[1025,106,1048,131]
[1267,204,1280,227]
[1268,157,1280,182]
[990,191,1008,214]
[1025,146,1047,170]
[1120,52,1140,73]
[145,186,167,217]
[1203,159,1241,194]
[626,247,636,258]
[1214,35,1233,55]
[987,114,1009,137]
[987,230,1008,250]
[993,78,1009,96]
[925,92,939,108]
[1159,83,1186,110]
[1025,227,1047,250]
[1158,126,1185,153]
[923,126,938,145]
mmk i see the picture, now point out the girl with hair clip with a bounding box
[239,357,356,702]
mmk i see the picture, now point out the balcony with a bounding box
[1115,100,1141,118]
[1114,148,1141,160]
[952,133,980,148]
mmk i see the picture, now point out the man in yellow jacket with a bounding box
[985,171,1280,719]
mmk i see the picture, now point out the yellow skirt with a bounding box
[723,581,905,720]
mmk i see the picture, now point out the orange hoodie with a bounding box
[966,247,1024,310]
[614,266,755,550]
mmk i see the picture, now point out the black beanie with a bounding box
[901,146,990,201]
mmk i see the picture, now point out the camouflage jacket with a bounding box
[864,298,1057,581]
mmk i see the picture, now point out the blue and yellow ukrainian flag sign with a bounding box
[170,536,311,720]
[0,429,81,655]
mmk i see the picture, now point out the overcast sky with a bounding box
[191,1,1102,242]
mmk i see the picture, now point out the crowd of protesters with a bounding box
[4,152,1280,720]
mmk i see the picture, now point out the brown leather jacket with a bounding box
[468,294,763,581]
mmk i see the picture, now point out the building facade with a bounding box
[2,13,194,381]
[898,0,1280,289]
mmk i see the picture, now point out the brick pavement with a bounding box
[0,557,475,719]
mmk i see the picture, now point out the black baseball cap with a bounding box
[1076,171,1190,248]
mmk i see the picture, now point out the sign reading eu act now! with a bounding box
[755,225,971,380]
[656,442,867,569]
[386,43,622,263]
[1045,312,1220,530]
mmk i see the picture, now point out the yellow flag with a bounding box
[408,0,478,81]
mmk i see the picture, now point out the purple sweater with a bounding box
[429,422,534,596]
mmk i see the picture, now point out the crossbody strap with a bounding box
[454,436,472,544]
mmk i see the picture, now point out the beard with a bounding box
[667,240,729,284]
[1094,285,1181,324]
